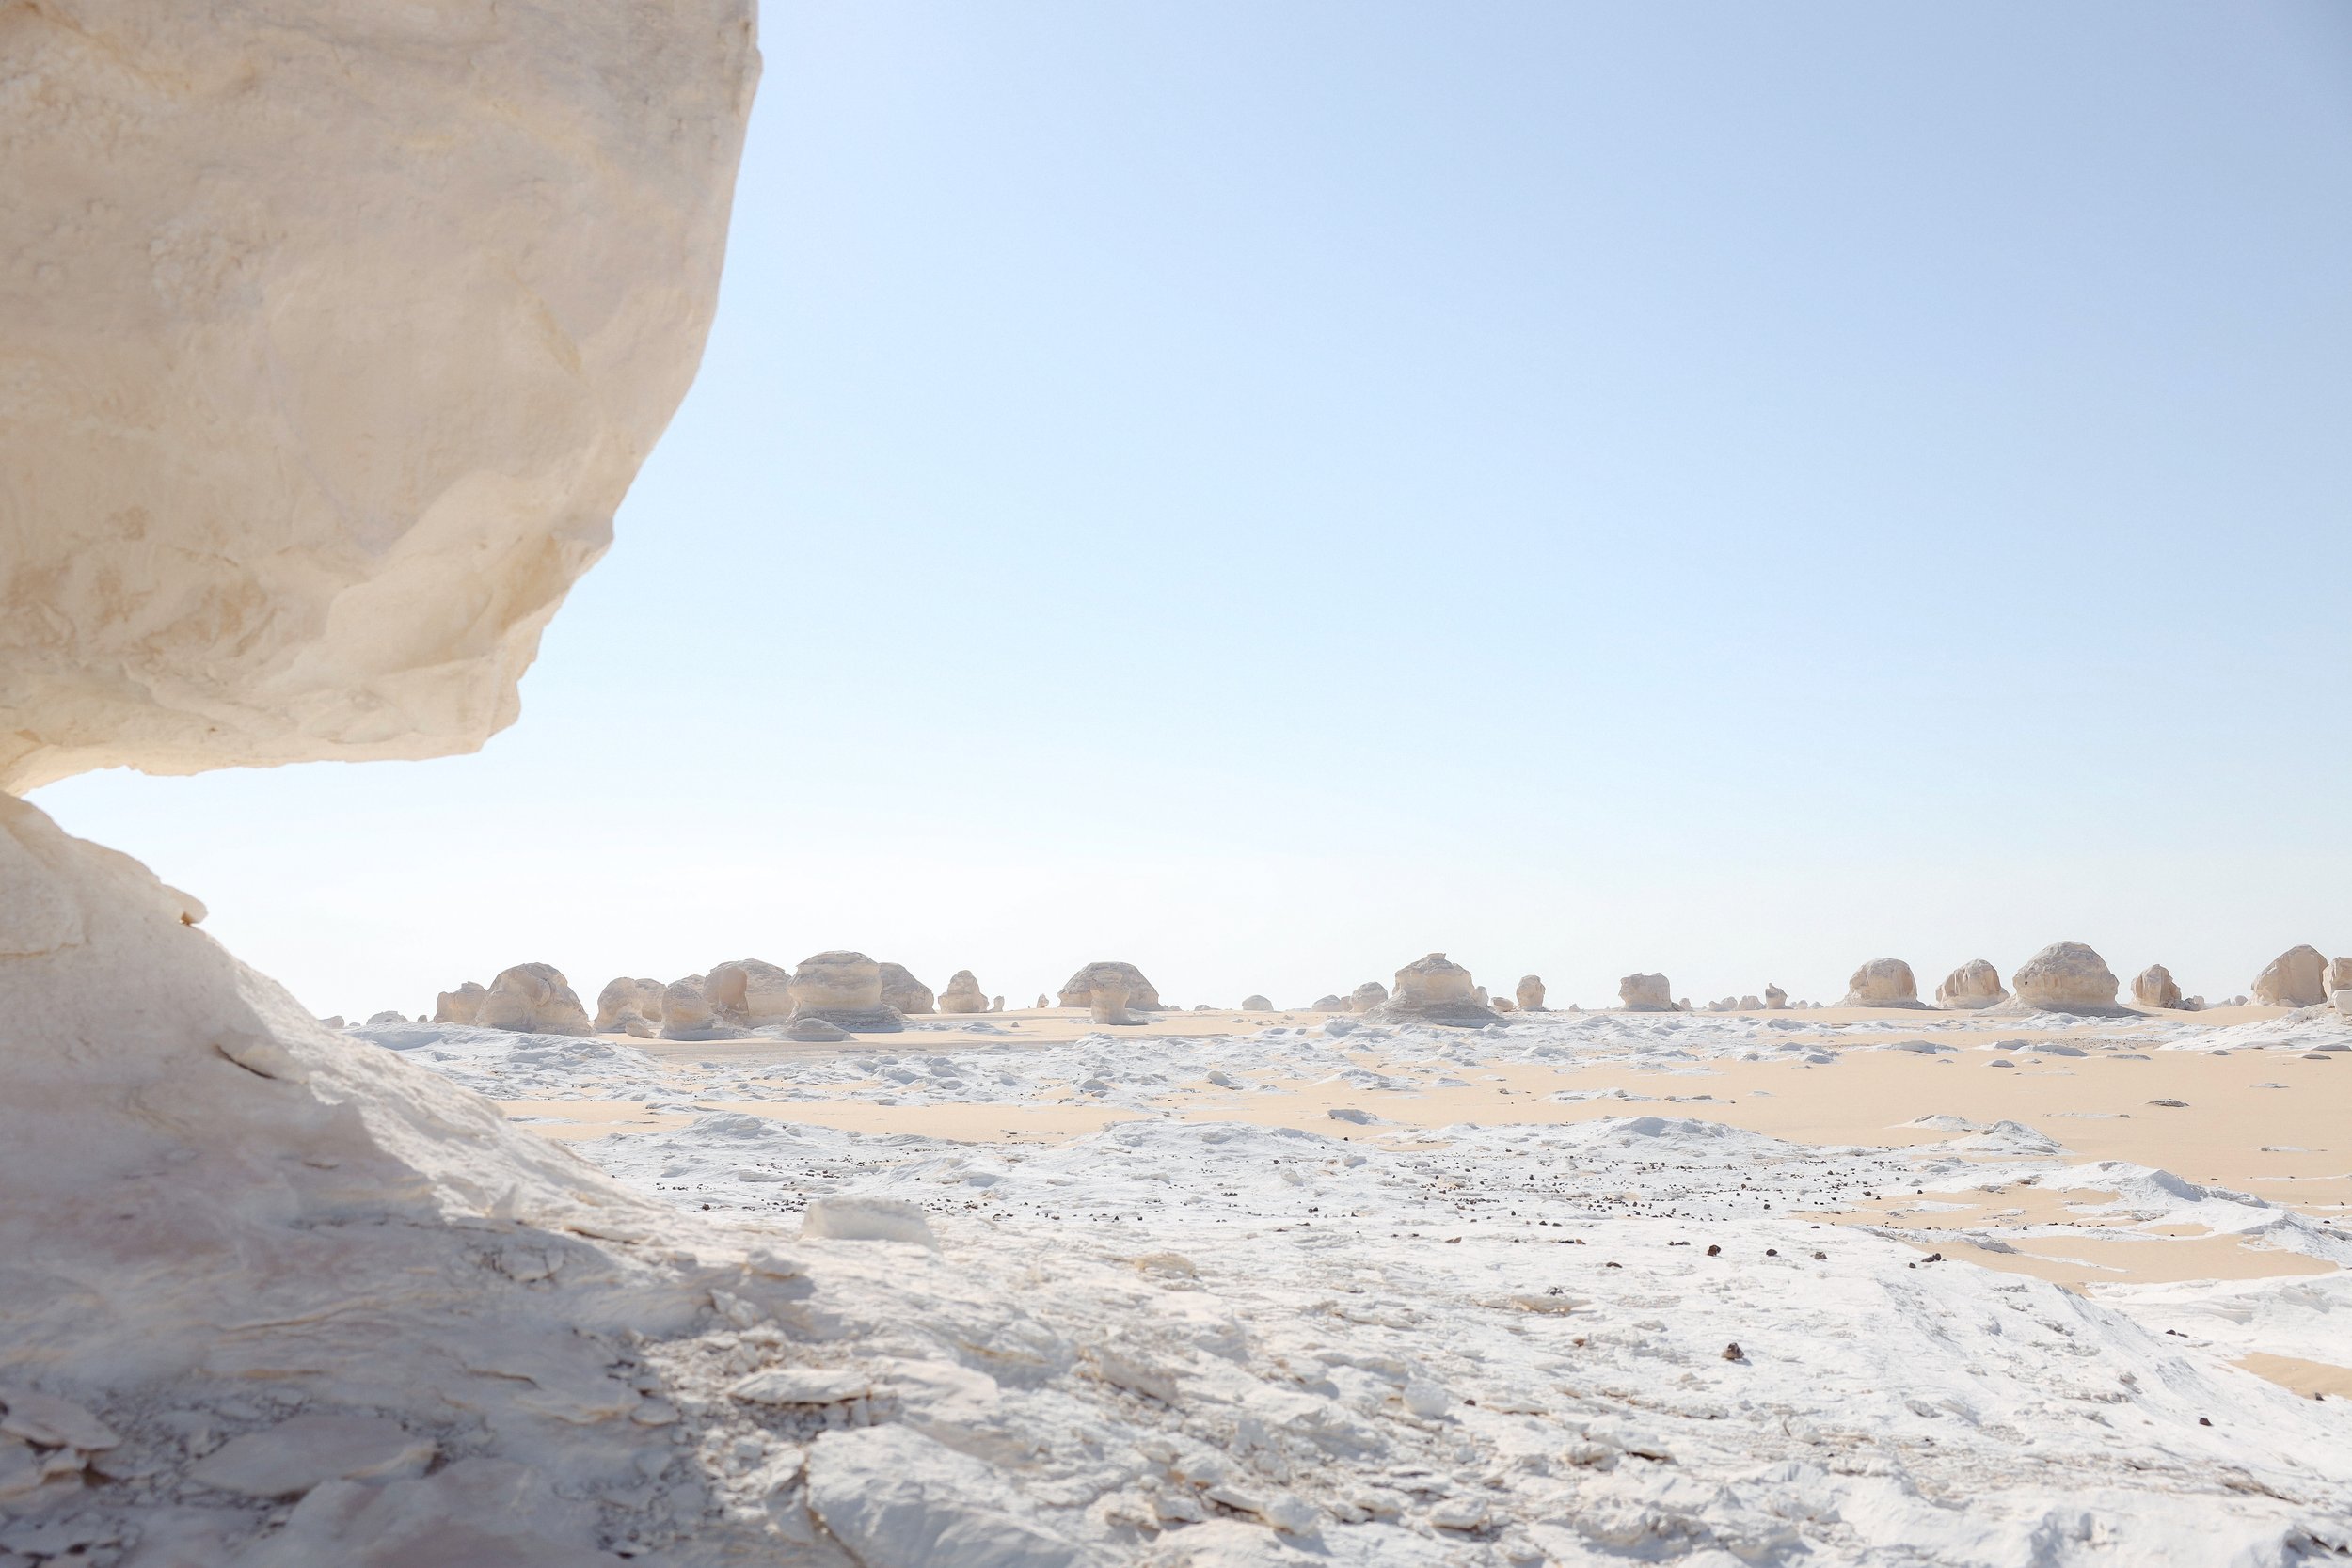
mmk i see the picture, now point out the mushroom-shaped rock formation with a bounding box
[1739,994,1761,1010]
[1242,994,1275,1011]
[1840,958,1924,1008]
[1058,962,1161,1012]
[788,951,905,1033]
[706,958,796,1027]
[1764,984,1788,1009]
[1351,981,1391,1013]
[1366,954,1502,1028]
[2010,942,2122,1012]
[1079,971,1143,1026]
[1516,975,1547,1012]
[1618,974,1674,1012]
[878,962,935,1016]
[1935,959,2009,1010]
[2252,945,2328,1008]
[434,982,487,1025]
[660,974,748,1042]
[476,963,593,1036]
[594,976,665,1037]
[2132,965,2185,1010]
[938,970,990,1014]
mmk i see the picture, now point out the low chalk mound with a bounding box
[1366,953,1502,1028]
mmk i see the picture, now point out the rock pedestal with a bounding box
[1367,954,1502,1028]
[1935,960,2009,1010]
[477,963,593,1036]
[1840,958,1925,1008]
[1087,975,1142,1026]
[1058,962,1161,1012]
[788,952,905,1033]
[2252,945,2328,1007]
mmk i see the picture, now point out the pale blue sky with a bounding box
[37,2,2352,1017]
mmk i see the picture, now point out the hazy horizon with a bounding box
[31,1,2352,1021]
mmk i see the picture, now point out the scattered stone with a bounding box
[0,1388,119,1451]
[1723,1342,1745,1363]
[730,1368,869,1406]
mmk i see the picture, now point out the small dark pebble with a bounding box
[1706,1244,1722,1257]
[1922,1252,1944,1263]
[1765,1248,1778,1257]
[2199,1417,2212,1426]
[1723,1342,1745,1362]
[1604,1261,1622,1269]
[1813,1251,1827,1260]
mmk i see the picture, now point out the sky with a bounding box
[33,1,2352,1020]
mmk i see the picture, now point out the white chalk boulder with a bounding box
[938,970,989,1014]
[1350,981,1390,1013]
[1367,953,1502,1028]
[1242,994,1275,1012]
[788,951,905,1033]
[660,974,746,1041]
[1840,957,1925,1008]
[2252,945,2328,1008]
[707,958,797,1027]
[593,976,665,1037]
[879,962,935,1016]
[1516,975,1547,1012]
[434,982,487,1025]
[1618,973,1674,1012]
[1764,984,1788,1009]
[1936,959,2009,1011]
[476,963,592,1036]
[801,1196,936,1247]
[1058,962,1161,1012]
[2011,942,2122,1012]
[2131,965,2185,1010]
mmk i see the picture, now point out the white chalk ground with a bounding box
[312,1005,2352,1566]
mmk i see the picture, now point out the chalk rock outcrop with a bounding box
[1516,975,1546,1012]
[1243,994,1276,1011]
[1739,994,1762,1011]
[1764,984,1787,1009]
[1082,972,1143,1026]
[1366,954,1501,1028]
[477,963,593,1036]
[2132,965,2185,1010]
[707,958,796,1027]
[2332,957,2352,994]
[878,962,935,1016]
[434,981,487,1025]
[1311,994,1345,1010]
[0,5,757,796]
[1351,981,1390,1013]
[594,976,665,1037]
[938,970,989,1014]
[789,951,905,1033]
[2252,945,2328,1008]
[2011,942,2122,1011]
[1618,974,1674,1012]
[1841,958,1925,1009]
[1058,962,1161,1012]
[1936,959,2009,1010]
[660,974,746,1041]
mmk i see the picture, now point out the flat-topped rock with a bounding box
[1936,959,2009,1010]
[1058,962,1160,1012]
[1841,957,1925,1008]
[789,951,905,1033]
[938,970,989,1014]
[2253,945,2328,1007]
[434,981,486,1025]
[594,976,665,1037]
[878,962,935,1016]
[1367,953,1501,1028]
[2010,942,2122,1012]
[1618,973,1674,1012]
[477,963,592,1036]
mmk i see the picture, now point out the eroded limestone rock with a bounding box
[1764,984,1787,1009]
[477,963,592,1036]
[789,952,904,1034]
[1515,975,1546,1012]
[434,982,487,1025]
[1841,958,1925,1009]
[1058,963,1160,1012]
[594,976,665,1037]
[1367,954,1501,1028]
[938,971,989,1014]
[2252,945,2328,1008]
[1936,959,2008,1010]
[660,974,746,1041]
[1618,974,1674,1012]
[2011,942,2122,1012]
[707,958,795,1028]
[879,963,935,1016]
[1351,981,1390,1013]
[1241,995,1274,1011]
[2132,965,2185,1010]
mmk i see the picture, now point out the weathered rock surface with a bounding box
[593,976,665,1037]
[1618,974,1674,1012]
[1516,975,1546,1012]
[1841,958,1926,1009]
[707,958,796,1028]
[1350,981,1390,1013]
[1311,993,1345,1011]
[2252,945,2328,1008]
[1242,995,1275,1012]
[2132,965,2185,1010]
[434,982,487,1025]
[1087,974,1143,1027]
[659,973,746,1041]
[1366,954,1501,1028]
[2010,942,2122,1012]
[1936,959,2009,1010]
[789,951,904,1034]
[879,962,935,1016]
[0,3,757,795]
[1764,984,1788,1009]
[939,970,989,1014]
[477,963,593,1036]
[1058,963,1161,1012]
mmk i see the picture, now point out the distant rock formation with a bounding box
[594,976,665,1037]
[1035,994,1051,1009]
[1840,958,1925,1008]
[1058,962,1161,1012]
[1516,975,1546,1012]
[878,962,935,1015]
[2331,957,2352,994]
[938,970,989,1013]
[1080,969,1144,1026]
[1366,953,1502,1028]
[1242,994,1274,1011]
[1492,996,1518,1013]
[2252,945,2328,1007]
[1935,959,2008,1010]
[477,963,592,1036]
[434,981,486,1025]
[1739,994,1761,1010]
[1351,981,1390,1013]
[1764,984,1787,1009]
[2010,942,2121,1011]
[993,996,1005,1011]
[707,958,796,1027]
[788,951,905,1033]
[2131,964,2184,1009]
[1618,973,1673,1012]
[1311,994,1344,1010]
